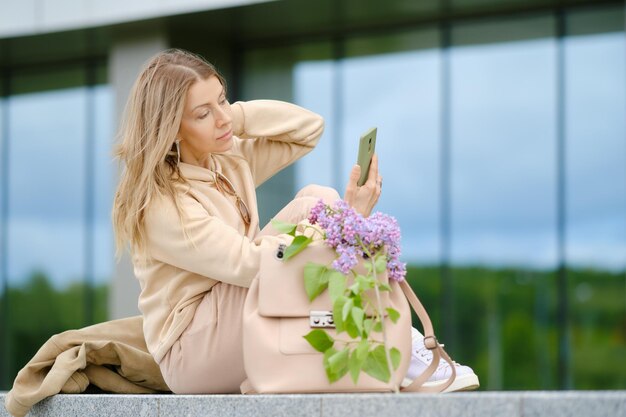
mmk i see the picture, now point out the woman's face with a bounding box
[178,75,233,165]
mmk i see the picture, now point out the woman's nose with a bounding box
[215,106,232,127]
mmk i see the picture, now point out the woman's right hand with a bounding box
[343,154,382,217]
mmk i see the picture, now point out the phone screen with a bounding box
[357,127,377,186]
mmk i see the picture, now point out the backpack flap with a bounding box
[258,242,390,318]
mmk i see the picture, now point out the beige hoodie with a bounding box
[133,99,324,364]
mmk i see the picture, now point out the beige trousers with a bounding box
[159,184,341,394]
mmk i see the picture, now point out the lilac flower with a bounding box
[332,245,359,275]
[308,199,406,282]
[308,200,327,225]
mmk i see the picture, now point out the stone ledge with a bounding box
[1,391,625,417]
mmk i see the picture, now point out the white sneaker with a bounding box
[401,327,480,392]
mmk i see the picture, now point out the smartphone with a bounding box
[356,127,377,186]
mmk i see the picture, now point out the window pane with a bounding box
[0,95,5,294]
[338,29,444,343]
[450,16,559,389]
[565,6,626,389]
[6,81,87,382]
[294,57,335,190]
[93,84,114,322]
[450,34,558,267]
[0,93,6,389]
[342,29,442,264]
[242,43,333,226]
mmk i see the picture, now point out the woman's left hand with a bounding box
[343,154,382,217]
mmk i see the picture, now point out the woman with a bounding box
[112,48,478,394]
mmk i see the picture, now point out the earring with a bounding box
[175,139,181,165]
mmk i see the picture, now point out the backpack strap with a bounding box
[398,280,456,393]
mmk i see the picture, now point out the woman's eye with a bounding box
[198,112,210,119]
[220,98,228,105]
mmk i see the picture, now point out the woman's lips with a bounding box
[217,130,232,140]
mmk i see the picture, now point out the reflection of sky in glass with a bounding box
[93,86,114,285]
[295,49,443,263]
[566,33,625,270]
[294,61,335,189]
[451,38,558,268]
[341,49,441,264]
[6,85,114,288]
[293,32,625,270]
[8,88,86,287]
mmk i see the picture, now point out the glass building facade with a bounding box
[0,0,624,391]
[0,60,113,388]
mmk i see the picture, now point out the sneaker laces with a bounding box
[414,341,458,372]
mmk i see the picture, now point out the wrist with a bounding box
[230,101,245,137]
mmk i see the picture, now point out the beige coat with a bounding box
[135,100,324,364]
[4,316,169,417]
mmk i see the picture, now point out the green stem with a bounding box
[302,225,325,239]
[354,238,397,391]
[371,256,398,393]
[334,338,365,345]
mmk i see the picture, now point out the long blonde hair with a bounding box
[112,48,226,259]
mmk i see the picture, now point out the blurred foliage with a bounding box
[0,266,624,391]
[405,265,625,390]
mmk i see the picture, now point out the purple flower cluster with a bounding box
[308,199,407,282]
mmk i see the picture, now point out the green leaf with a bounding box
[362,345,391,383]
[386,307,400,324]
[303,329,334,353]
[356,274,373,291]
[304,263,329,301]
[363,319,374,337]
[341,302,358,338]
[364,262,373,273]
[349,282,360,295]
[323,348,338,382]
[349,348,364,384]
[375,256,387,274]
[390,347,401,370]
[379,282,392,292]
[324,348,349,383]
[351,306,365,336]
[328,347,350,374]
[342,298,354,322]
[333,297,347,333]
[345,316,360,339]
[356,339,370,361]
[270,218,297,236]
[328,271,347,302]
[373,320,383,333]
[283,235,313,260]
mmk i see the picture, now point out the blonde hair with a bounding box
[112,48,226,259]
